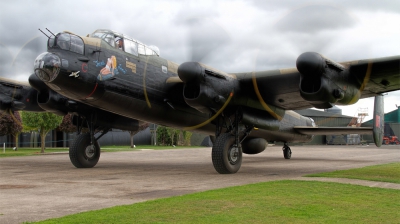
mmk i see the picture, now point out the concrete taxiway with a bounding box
[0,145,399,223]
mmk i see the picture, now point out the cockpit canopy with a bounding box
[90,29,160,57]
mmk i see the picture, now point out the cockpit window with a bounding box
[90,29,159,56]
[138,44,145,55]
[52,33,84,54]
[104,33,116,47]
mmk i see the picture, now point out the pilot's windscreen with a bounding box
[104,34,115,47]
[91,32,105,39]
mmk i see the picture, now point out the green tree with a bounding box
[156,126,192,146]
[181,130,192,146]
[166,127,180,146]
[156,126,168,146]
[21,112,63,153]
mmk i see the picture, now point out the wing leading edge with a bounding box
[235,54,400,111]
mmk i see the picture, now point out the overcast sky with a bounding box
[1,0,399,120]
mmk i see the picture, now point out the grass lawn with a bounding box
[0,147,68,157]
[102,145,202,152]
[33,180,400,224]
[0,145,202,157]
[305,163,400,184]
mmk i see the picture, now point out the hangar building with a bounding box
[362,106,400,143]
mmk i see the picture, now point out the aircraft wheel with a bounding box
[212,133,242,174]
[69,133,100,168]
[283,146,292,159]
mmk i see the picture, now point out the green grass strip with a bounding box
[305,163,400,183]
[33,180,400,224]
[102,145,201,152]
[0,145,202,157]
[0,148,69,157]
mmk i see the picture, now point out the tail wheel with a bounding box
[283,145,292,159]
[69,133,100,168]
[212,133,242,174]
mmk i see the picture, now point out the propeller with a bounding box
[186,18,231,62]
[0,31,47,121]
[175,18,231,85]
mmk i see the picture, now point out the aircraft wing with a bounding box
[349,55,400,98]
[236,68,310,110]
[235,54,400,110]
[0,77,40,111]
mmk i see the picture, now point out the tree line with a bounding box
[1,111,192,153]
[0,111,153,153]
[0,111,72,153]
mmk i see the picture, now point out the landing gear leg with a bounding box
[283,143,292,159]
[211,109,253,174]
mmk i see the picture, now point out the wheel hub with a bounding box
[85,145,96,159]
[229,145,239,164]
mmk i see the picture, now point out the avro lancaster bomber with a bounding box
[1,28,399,174]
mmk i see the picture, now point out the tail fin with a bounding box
[373,95,384,147]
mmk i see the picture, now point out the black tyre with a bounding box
[283,147,292,159]
[212,133,242,174]
[69,133,100,168]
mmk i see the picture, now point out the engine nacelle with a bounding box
[0,82,43,112]
[178,62,238,113]
[37,89,68,116]
[242,138,267,154]
[296,52,361,109]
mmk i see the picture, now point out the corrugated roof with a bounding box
[295,109,354,118]
[363,107,400,124]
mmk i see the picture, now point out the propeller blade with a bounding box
[186,18,230,62]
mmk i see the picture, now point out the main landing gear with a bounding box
[69,114,109,168]
[211,109,253,174]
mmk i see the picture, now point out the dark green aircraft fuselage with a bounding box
[35,31,313,143]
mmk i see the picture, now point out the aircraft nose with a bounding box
[33,52,61,82]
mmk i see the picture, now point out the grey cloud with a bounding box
[251,0,400,13]
[0,0,398,114]
[274,5,356,34]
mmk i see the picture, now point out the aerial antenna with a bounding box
[46,28,56,36]
[38,28,50,39]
